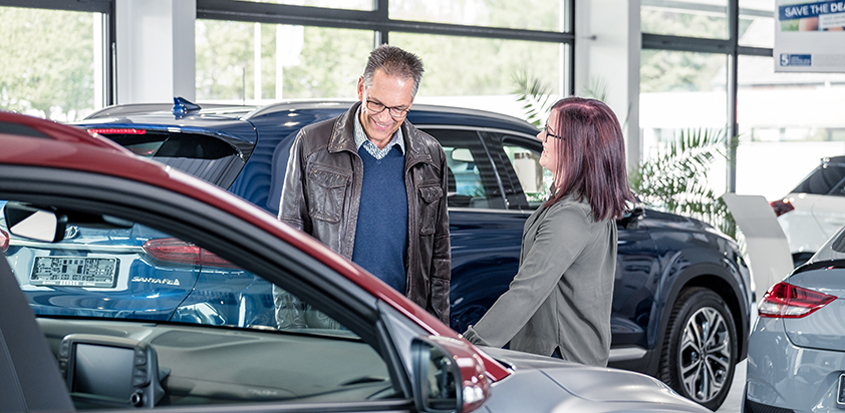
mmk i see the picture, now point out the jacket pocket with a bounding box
[418,184,443,235]
[307,167,350,223]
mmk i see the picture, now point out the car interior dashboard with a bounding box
[36,317,397,409]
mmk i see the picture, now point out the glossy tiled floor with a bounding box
[717,358,745,413]
[717,309,756,413]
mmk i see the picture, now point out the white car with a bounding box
[771,156,845,266]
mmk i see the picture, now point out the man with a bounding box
[275,45,451,325]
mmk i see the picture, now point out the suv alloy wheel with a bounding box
[660,287,737,410]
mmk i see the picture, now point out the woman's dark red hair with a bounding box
[544,97,635,221]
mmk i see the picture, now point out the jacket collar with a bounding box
[327,102,359,154]
[328,101,433,167]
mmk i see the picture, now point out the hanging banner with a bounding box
[775,0,845,72]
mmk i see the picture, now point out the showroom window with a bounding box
[195,0,574,118]
[239,0,372,10]
[641,0,729,39]
[640,0,774,197]
[640,49,729,195]
[738,0,773,49]
[196,20,373,102]
[735,55,845,199]
[390,33,564,111]
[0,1,114,121]
[642,0,845,201]
[389,0,566,32]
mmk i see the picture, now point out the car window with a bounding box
[501,139,552,210]
[793,162,845,195]
[422,128,506,210]
[0,197,399,410]
[100,131,245,186]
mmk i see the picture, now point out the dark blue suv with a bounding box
[4,99,751,409]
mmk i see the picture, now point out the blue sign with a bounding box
[779,1,845,20]
[779,53,813,66]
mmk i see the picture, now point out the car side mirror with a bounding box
[618,205,645,229]
[3,202,66,242]
[411,336,490,413]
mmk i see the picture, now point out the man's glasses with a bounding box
[543,124,564,143]
[366,99,410,119]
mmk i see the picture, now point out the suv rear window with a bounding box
[103,132,244,187]
[793,162,845,195]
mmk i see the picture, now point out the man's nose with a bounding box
[376,109,394,123]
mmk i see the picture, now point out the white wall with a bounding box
[574,0,641,172]
[115,0,195,103]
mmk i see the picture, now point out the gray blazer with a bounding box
[464,196,616,367]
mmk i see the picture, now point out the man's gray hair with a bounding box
[362,44,424,97]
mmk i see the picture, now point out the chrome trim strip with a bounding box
[608,347,647,362]
[9,240,143,253]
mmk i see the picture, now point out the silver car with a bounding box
[745,225,845,412]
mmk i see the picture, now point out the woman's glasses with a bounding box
[543,124,564,143]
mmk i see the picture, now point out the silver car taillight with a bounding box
[758,281,836,318]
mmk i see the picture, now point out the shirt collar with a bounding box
[354,105,405,154]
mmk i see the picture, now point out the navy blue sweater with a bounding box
[352,147,408,293]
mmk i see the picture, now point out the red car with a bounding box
[0,111,709,412]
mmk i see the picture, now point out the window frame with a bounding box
[0,0,117,107]
[486,130,547,212]
[420,125,508,211]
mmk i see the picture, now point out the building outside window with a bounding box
[195,21,372,102]
[194,0,572,119]
[638,0,845,201]
[0,4,111,121]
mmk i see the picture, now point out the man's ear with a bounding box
[356,77,365,101]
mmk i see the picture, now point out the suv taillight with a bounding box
[142,238,237,268]
[758,282,836,318]
[770,198,795,217]
[0,228,8,253]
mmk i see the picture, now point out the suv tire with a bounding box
[659,287,737,411]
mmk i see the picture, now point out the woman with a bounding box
[463,97,634,367]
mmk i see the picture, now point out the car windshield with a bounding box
[792,159,845,195]
[0,199,356,340]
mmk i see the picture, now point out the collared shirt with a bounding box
[354,106,405,160]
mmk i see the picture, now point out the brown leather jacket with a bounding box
[277,102,451,323]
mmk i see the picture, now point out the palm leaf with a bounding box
[512,70,554,127]
[631,128,738,238]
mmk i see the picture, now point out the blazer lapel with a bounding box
[522,204,549,248]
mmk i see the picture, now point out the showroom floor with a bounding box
[717,359,746,413]
[716,309,756,413]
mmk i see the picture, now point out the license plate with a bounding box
[30,256,118,288]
